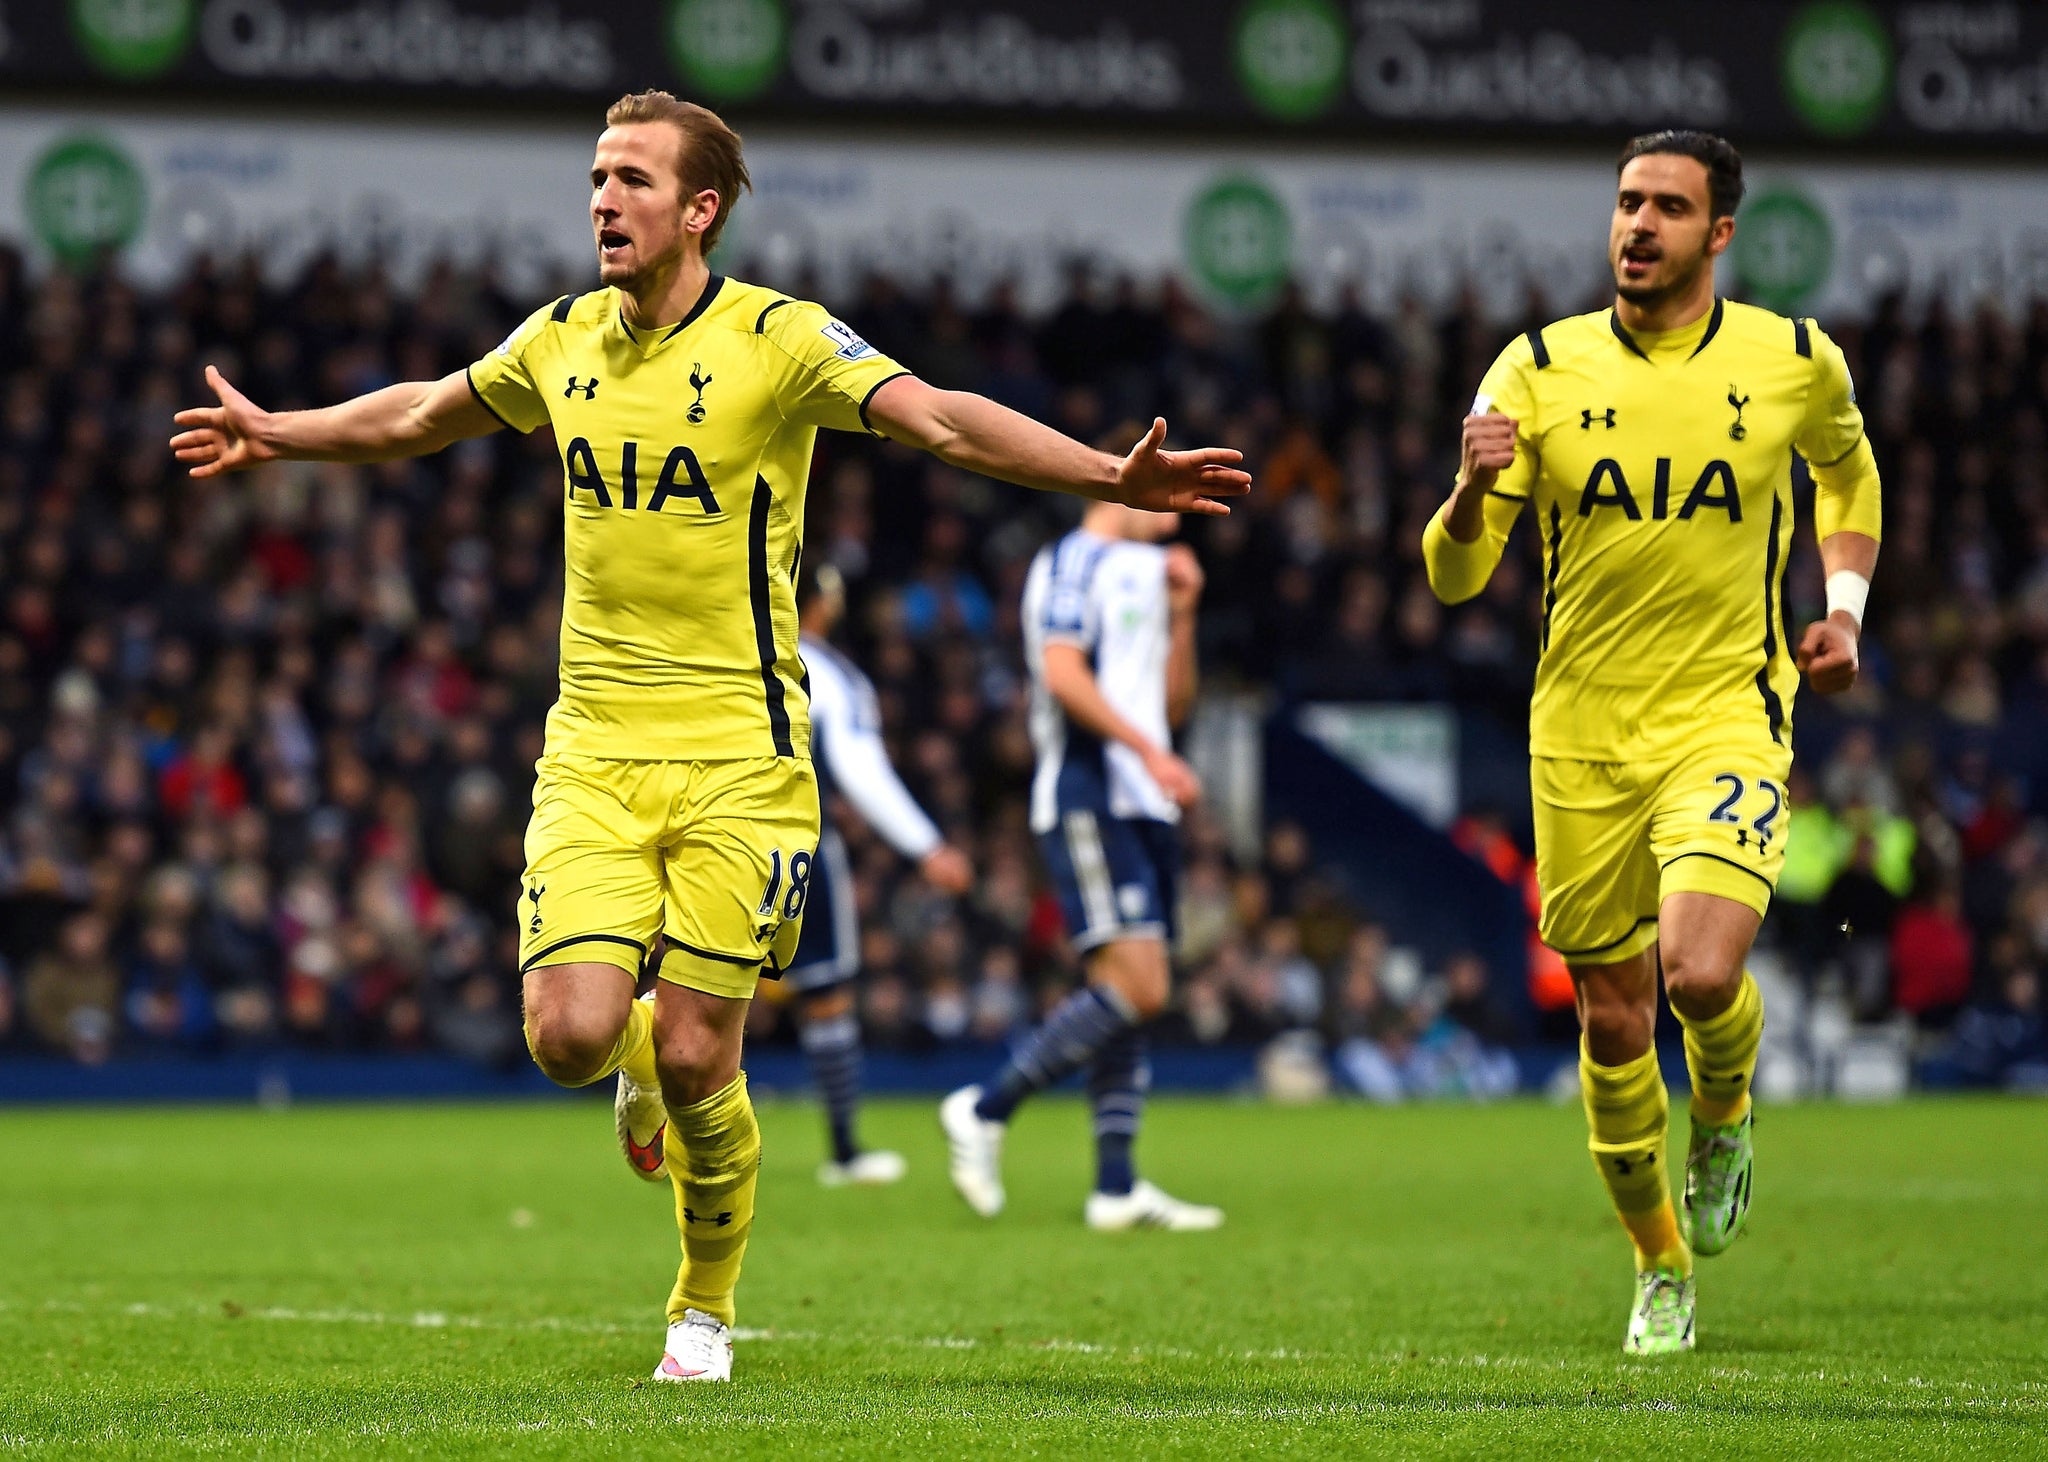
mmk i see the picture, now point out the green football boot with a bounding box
[1623,1268,1697,1356]
[1684,1105,1755,1257]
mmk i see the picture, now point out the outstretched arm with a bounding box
[171,365,501,477]
[864,377,1249,516]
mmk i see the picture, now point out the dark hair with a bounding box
[605,90,751,252]
[1616,130,1745,219]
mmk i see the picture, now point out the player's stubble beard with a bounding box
[1612,233,1712,310]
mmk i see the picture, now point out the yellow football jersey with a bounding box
[468,277,910,761]
[1425,299,1878,761]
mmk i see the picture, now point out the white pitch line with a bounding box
[0,1297,1289,1362]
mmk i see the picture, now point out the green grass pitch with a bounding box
[2,1096,2043,1458]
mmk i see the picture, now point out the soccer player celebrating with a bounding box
[941,498,1223,1232]
[1423,131,1879,1354]
[789,561,973,1187]
[169,91,1248,1382]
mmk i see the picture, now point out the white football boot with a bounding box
[817,1149,908,1187]
[939,1085,1006,1217]
[651,1309,733,1382]
[1084,1179,1225,1232]
[615,996,668,1184]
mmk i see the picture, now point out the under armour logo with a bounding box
[684,1208,733,1227]
[564,376,599,400]
[1582,407,1617,430]
[687,364,713,424]
[1728,386,1750,441]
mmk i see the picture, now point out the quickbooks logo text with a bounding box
[1782,1,1892,137]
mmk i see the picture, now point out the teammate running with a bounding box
[791,562,973,1187]
[170,90,1249,1382]
[942,497,1222,1232]
[1423,131,1880,1353]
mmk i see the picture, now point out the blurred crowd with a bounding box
[0,240,2043,1091]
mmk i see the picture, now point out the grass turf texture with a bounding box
[1,1099,2043,1459]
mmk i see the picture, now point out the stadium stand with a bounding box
[0,242,2043,1091]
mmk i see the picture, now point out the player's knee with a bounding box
[655,1022,738,1108]
[523,1003,617,1087]
[1090,940,1171,1021]
[1578,991,1653,1065]
[1661,947,1742,1018]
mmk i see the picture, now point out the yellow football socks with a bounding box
[665,1071,761,1328]
[1581,1041,1690,1275]
[1678,969,1763,1127]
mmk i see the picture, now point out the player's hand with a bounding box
[170,366,277,478]
[1796,614,1861,695]
[1114,418,1250,517]
[1164,543,1204,614]
[918,844,974,895]
[1142,745,1203,809]
[1458,412,1518,495]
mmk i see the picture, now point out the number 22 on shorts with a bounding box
[1706,773,1782,849]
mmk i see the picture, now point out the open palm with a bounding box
[1116,418,1250,516]
[170,366,276,478]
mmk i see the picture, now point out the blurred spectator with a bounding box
[23,911,118,1063]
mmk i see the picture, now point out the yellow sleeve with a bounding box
[1423,490,1525,605]
[1422,336,1538,604]
[1798,323,1882,542]
[759,300,913,434]
[464,299,557,434]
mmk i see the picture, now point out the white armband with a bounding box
[1825,570,1870,628]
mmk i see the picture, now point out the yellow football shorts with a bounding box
[1531,733,1794,965]
[517,753,820,1000]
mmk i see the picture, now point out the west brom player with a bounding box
[1424,132,1880,1353]
[793,563,973,1186]
[941,498,1222,1231]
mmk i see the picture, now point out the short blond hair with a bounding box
[604,90,750,253]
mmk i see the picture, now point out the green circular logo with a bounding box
[25,136,149,268]
[1733,189,1834,312]
[1183,176,1292,309]
[668,0,786,103]
[1781,1,1892,137]
[1235,0,1346,121]
[68,0,194,79]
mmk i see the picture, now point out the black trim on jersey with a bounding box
[1810,429,1866,469]
[1609,311,1650,361]
[1489,489,1529,502]
[1661,850,1775,895]
[1756,492,1786,744]
[858,370,914,434]
[663,274,725,340]
[1540,504,1562,652]
[1525,327,1551,369]
[1793,318,1812,358]
[464,366,515,431]
[549,294,576,323]
[749,475,795,757]
[519,932,646,974]
[1551,915,1659,960]
[1688,297,1725,358]
[755,298,792,333]
[662,934,764,968]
